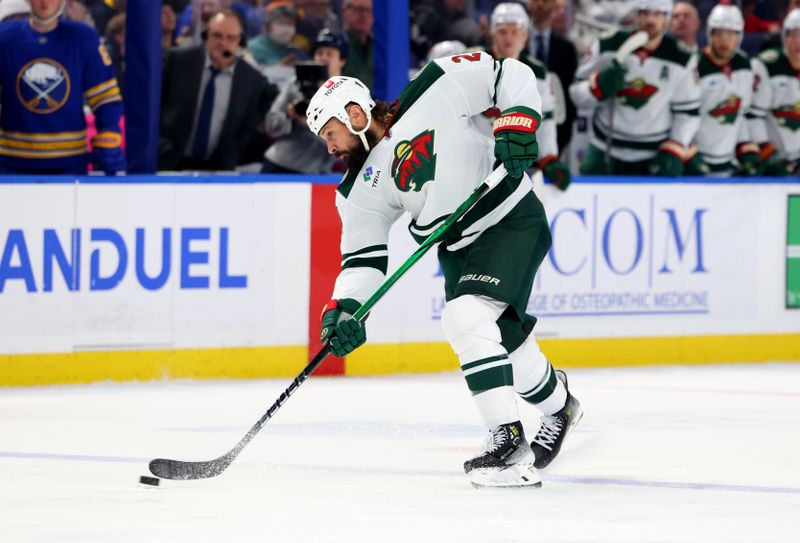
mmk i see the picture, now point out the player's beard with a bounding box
[338,130,381,172]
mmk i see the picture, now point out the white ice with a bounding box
[1,363,799,542]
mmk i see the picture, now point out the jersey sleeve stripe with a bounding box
[84,78,119,99]
[341,256,388,273]
[342,244,388,260]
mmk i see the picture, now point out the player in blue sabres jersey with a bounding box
[0,0,124,174]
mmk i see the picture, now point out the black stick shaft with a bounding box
[149,167,507,480]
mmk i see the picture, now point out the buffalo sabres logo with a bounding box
[391,130,437,192]
[16,58,71,114]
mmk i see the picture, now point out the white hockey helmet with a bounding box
[491,2,530,32]
[637,0,673,16]
[427,40,467,63]
[707,4,744,48]
[783,8,800,40]
[306,76,376,145]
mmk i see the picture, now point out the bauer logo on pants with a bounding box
[459,274,501,286]
[16,58,71,114]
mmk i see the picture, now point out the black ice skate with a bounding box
[530,370,583,469]
[464,421,541,488]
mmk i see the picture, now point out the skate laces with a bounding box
[532,416,563,451]
[483,427,508,454]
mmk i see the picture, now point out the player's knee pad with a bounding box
[509,332,550,395]
[441,295,506,361]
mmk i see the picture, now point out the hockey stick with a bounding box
[604,30,648,172]
[148,165,510,480]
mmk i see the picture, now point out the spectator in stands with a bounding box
[262,29,347,174]
[411,0,484,60]
[743,0,781,34]
[90,0,124,36]
[0,0,30,22]
[670,1,701,52]
[341,0,373,88]
[0,0,125,175]
[65,0,95,27]
[528,0,578,155]
[104,13,126,95]
[749,7,800,176]
[159,9,272,171]
[175,0,222,47]
[162,3,178,48]
[248,1,306,68]
[551,0,570,38]
[295,0,341,52]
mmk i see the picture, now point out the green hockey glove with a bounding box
[763,158,793,177]
[651,141,685,177]
[590,61,627,101]
[493,106,540,179]
[684,149,710,176]
[736,143,761,176]
[320,298,366,357]
[539,155,571,190]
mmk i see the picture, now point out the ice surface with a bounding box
[1,363,799,542]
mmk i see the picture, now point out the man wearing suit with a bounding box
[159,9,270,171]
[528,0,578,155]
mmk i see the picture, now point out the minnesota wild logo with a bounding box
[391,130,437,192]
[773,102,800,131]
[617,77,658,110]
[710,95,742,125]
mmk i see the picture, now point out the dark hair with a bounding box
[368,100,394,129]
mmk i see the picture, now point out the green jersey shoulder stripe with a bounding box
[599,30,633,54]
[392,61,446,125]
[518,54,547,80]
[651,35,693,67]
[337,168,359,199]
[697,49,751,78]
[759,48,797,78]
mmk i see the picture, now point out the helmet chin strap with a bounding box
[350,116,373,152]
[31,0,65,26]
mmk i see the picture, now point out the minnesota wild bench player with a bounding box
[570,0,701,175]
[305,51,582,488]
[749,8,800,177]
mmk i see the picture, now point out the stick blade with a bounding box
[149,456,232,480]
[615,30,649,64]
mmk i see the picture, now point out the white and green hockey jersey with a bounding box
[330,51,543,304]
[749,48,800,163]
[570,31,701,162]
[693,49,754,171]
[473,53,559,159]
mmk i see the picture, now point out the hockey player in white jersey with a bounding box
[570,0,701,175]
[685,3,760,177]
[749,8,800,176]
[478,2,571,190]
[305,53,582,488]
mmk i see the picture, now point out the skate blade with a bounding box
[469,463,542,489]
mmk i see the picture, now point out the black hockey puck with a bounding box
[139,475,160,486]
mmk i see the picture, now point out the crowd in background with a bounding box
[0,0,798,177]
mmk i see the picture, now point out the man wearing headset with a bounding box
[158,8,271,171]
